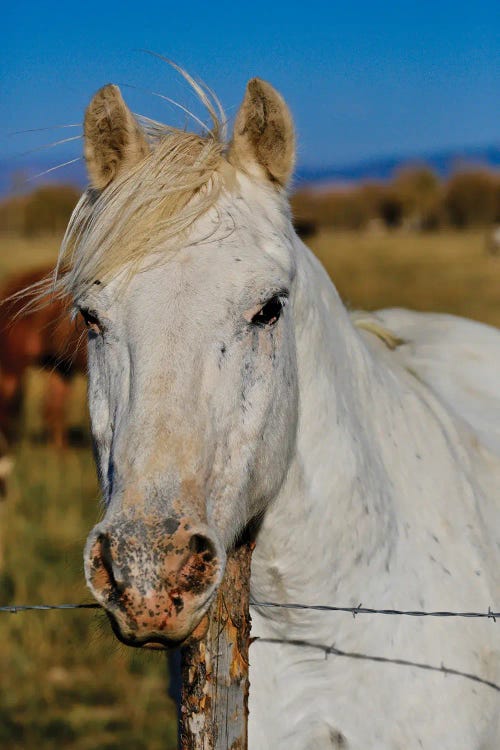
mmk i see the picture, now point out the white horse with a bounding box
[54,70,500,748]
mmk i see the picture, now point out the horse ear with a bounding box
[84,84,150,190]
[228,78,295,188]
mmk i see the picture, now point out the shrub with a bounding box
[444,170,500,228]
[393,165,442,229]
[292,166,499,232]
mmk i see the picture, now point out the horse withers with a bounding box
[46,71,500,748]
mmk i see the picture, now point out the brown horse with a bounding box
[0,266,86,455]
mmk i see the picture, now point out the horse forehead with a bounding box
[89,188,294,327]
[125,232,291,310]
[174,177,295,273]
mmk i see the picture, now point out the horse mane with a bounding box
[49,65,229,302]
[351,311,405,350]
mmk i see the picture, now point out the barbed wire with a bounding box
[250,600,500,621]
[1,600,499,621]
[254,637,500,693]
[3,600,498,694]
[0,603,100,613]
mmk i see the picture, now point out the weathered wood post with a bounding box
[180,543,253,750]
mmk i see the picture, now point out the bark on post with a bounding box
[180,543,253,750]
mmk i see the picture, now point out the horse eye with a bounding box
[79,308,101,334]
[251,295,286,328]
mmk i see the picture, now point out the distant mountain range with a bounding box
[1,144,499,197]
[294,144,500,188]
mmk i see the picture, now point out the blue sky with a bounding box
[1,0,498,172]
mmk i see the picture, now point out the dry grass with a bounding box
[0,232,59,280]
[0,228,498,748]
[0,444,177,750]
[308,228,500,326]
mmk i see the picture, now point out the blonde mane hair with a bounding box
[54,66,228,301]
[351,311,405,350]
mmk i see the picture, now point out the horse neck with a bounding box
[251,236,399,610]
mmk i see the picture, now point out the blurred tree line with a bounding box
[292,167,500,233]
[0,168,498,237]
[0,185,80,235]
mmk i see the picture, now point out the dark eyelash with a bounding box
[78,307,102,332]
[251,295,287,327]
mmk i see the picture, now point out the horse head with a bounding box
[65,73,300,647]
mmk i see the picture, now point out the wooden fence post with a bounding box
[179,543,253,750]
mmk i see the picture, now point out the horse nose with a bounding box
[85,516,224,646]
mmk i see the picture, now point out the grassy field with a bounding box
[0,445,178,750]
[308,228,500,327]
[0,228,498,748]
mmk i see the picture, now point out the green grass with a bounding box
[0,228,498,748]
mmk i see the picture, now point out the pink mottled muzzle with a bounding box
[85,515,225,648]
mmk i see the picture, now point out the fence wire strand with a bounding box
[250,600,500,621]
[255,637,500,693]
[1,601,498,620]
[2,600,498,692]
[0,603,101,613]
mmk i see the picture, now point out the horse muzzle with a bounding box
[84,514,225,647]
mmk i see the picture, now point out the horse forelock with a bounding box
[35,61,238,303]
[27,64,295,310]
[57,126,228,299]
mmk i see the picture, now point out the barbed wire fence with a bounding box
[1,599,499,696]
[1,600,499,620]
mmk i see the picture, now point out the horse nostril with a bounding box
[97,533,125,600]
[99,533,113,574]
[189,533,216,562]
